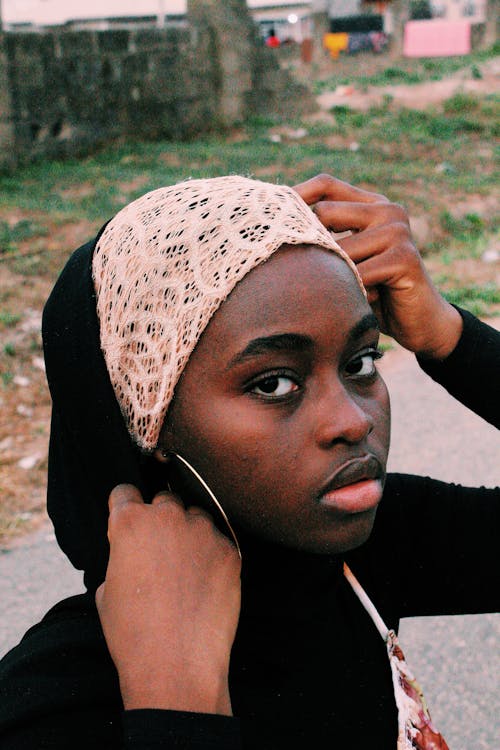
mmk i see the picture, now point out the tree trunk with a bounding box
[389,0,410,59]
[187,0,315,125]
[481,0,499,49]
[187,0,255,126]
[310,0,330,62]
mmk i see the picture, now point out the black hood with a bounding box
[42,232,165,592]
[41,231,345,595]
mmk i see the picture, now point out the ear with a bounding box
[153,448,169,464]
[154,423,176,464]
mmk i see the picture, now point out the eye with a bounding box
[345,349,383,378]
[250,373,300,399]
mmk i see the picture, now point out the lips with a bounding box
[317,455,384,514]
[319,455,383,495]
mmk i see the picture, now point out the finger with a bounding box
[187,505,214,522]
[109,484,144,512]
[354,252,418,292]
[293,174,388,206]
[314,200,407,234]
[151,491,185,510]
[365,287,381,306]
[337,222,412,263]
[106,485,145,545]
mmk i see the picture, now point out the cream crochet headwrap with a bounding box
[92,175,364,450]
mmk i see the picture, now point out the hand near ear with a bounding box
[95,484,241,715]
[294,174,463,360]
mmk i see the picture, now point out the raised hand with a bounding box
[95,484,241,715]
[294,174,462,360]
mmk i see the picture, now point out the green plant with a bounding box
[442,283,500,316]
[3,343,16,357]
[440,211,484,238]
[10,253,48,276]
[443,93,480,114]
[312,45,498,95]
[0,311,21,328]
[0,220,48,254]
[329,106,368,129]
[1,372,13,387]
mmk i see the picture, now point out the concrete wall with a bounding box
[0,4,311,169]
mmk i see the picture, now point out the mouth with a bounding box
[318,455,384,514]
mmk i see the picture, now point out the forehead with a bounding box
[192,244,371,360]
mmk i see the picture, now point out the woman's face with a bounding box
[162,245,390,554]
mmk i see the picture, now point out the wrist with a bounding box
[415,301,463,361]
[120,664,232,716]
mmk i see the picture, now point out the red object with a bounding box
[266,35,280,48]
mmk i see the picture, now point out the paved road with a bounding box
[1,340,499,749]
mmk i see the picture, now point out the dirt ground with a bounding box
[0,61,498,546]
[316,56,500,110]
[0,221,95,545]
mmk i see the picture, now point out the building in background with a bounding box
[431,0,486,22]
[2,0,488,34]
[251,3,311,43]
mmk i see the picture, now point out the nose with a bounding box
[313,380,374,447]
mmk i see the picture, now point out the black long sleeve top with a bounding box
[0,309,498,749]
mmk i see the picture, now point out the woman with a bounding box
[0,174,498,749]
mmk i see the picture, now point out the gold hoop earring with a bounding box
[165,452,241,559]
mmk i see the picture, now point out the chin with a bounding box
[308,510,377,555]
[239,508,378,556]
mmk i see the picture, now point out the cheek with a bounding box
[171,399,298,518]
[178,402,292,479]
[371,377,391,460]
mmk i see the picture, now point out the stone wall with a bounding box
[0,3,312,169]
[1,27,215,166]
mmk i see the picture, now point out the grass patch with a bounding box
[387,108,490,143]
[1,99,495,219]
[440,211,484,239]
[312,43,499,94]
[442,283,500,316]
[329,106,369,129]
[0,311,21,328]
[0,220,48,254]
[443,92,481,114]
[1,371,13,387]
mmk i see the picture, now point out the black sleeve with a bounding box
[347,473,499,625]
[0,594,242,750]
[417,306,500,428]
[123,710,242,749]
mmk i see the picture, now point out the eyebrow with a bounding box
[227,333,314,369]
[227,312,379,370]
[346,312,380,345]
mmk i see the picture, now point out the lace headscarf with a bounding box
[92,176,363,450]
